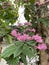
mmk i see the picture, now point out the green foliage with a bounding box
[2,42,24,58]
[2,41,36,65]
[30,0,35,4]
[2,41,36,57]
[0,0,18,24]
[13,44,23,58]
[38,17,49,26]
[20,54,27,65]
[23,44,36,58]
[6,35,13,44]
[24,1,49,28]
[2,45,17,58]
[6,56,19,65]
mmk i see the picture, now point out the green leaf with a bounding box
[23,44,36,58]
[30,0,35,4]
[14,41,24,46]
[1,45,17,58]
[43,19,49,26]
[6,56,19,65]
[2,41,24,58]
[38,18,49,26]
[20,54,27,65]
[6,35,13,44]
[14,44,23,58]
[26,41,36,46]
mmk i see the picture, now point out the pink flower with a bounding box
[17,34,29,41]
[27,36,32,41]
[32,34,43,43]
[11,29,17,37]
[24,22,32,26]
[16,32,21,37]
[17,36,22,41]
[29,28,36,32]
[17,33,33,41]
[35,43,47,50]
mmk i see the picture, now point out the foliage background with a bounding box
[0,0,49,65]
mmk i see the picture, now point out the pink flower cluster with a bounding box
[11,30,47,50]
[11,30,32,41]
[32,34,43,43]
[17,34,28,41]
[35,43,47,50]
[11,30,43,43]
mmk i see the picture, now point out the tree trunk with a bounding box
[40,50,48,65]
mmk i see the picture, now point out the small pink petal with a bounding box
[11,29,17,37]
[29,28,36,32]
[27,36,32,41]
